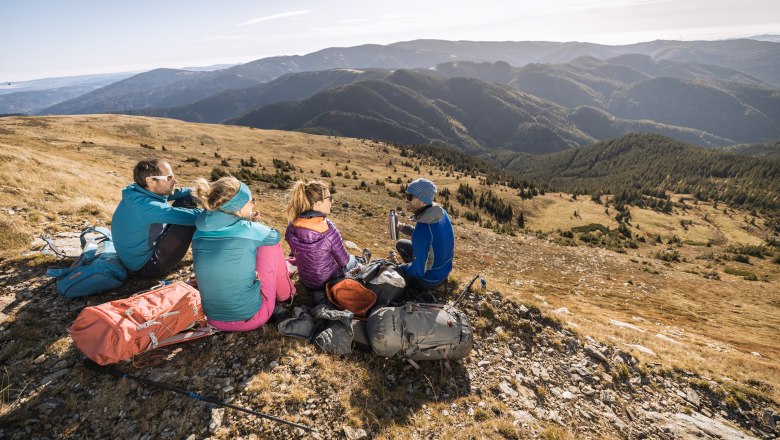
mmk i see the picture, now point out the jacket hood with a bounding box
[414,203,445,224]
[196,210,242,232]
[292,215,328,234]
[286,219,337,244]
[122,183,168,202]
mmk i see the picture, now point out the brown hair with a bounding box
[194,176,241,211]
[285,180,329,223]
[133,158,164,188]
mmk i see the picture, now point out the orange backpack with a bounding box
[70,281,216,365]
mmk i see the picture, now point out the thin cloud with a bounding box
[339,18,370,25]
[238,10,312,26]
[187,35,251,43]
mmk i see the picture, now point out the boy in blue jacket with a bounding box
[112,158,203,278]
[395,178,454,290]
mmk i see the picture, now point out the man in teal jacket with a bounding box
[112,158,203,278]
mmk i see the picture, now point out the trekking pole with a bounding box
[451,274,486,307]
[34,277,58,294]
[84,360,317,433]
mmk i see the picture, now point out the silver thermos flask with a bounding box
[388,210,398,240]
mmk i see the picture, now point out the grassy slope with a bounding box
[0,115,778,435]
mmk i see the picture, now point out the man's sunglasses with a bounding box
[405,193,415,201]
[150,174,174,182]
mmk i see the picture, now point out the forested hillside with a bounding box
[499,133,780,214]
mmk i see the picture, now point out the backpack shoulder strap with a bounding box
[79,226,112,248]
[146,323,219,351]
[40,234,73,259]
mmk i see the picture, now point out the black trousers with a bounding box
[395,239,441,290]
[135,196,197,279]
[396,239,414,264]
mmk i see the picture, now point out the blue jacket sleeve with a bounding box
[168,187,192,201]
[249,222,282,246]
[138,199,202,226]
[401,223,432,278]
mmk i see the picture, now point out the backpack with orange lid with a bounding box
[325,278,377,319]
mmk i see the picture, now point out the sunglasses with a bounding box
[405,193,415,201]
[250,197,256,204]
[150,174,174,182]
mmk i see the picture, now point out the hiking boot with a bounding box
[387,251,400,265]
[355,248,371,265]
[270,303,292,323]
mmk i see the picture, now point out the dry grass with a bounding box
[527,193,619,232]
[0,115,778,437]
[540,426,574,440]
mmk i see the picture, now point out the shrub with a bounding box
[272,158,295,172]
[703,271,720,280]
[655,248,680,262]
[240,157,258,167]
[571,223,609,234]
[210,167,229,181]
[726,244,767,258]
[724,267,758,280]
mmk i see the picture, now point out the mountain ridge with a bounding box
[37,38,780,117]
[229,69,734,153]
[431,58,780,144]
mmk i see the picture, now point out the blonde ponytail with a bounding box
[286,180,329,223]
[194,176,241,211]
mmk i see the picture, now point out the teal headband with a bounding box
[219,182,251,213]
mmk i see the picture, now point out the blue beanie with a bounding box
[406,178,437,205]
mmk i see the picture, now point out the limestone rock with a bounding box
[343,426,368,440]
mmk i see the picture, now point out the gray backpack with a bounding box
[367,303,473,361]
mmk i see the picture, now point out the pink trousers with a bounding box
[207,243,295,332]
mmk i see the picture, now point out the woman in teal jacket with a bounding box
[192,176,294,331]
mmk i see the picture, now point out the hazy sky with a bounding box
[2,0,778,81]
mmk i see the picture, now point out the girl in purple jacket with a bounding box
[284,180,364,291]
